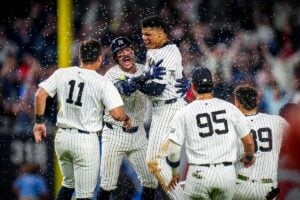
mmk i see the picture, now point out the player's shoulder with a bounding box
[257,112,289,126]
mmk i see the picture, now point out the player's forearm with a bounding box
[241,133,255,157]
[34,88,48,123]
[166,140,182,176]
[139,82,166,96]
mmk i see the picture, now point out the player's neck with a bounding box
[195,93,214,100]
[81,64,97,71]
[242,108,258,116]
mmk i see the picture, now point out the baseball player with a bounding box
[140,15,187,199]
[233,85,289,200]
[98,36,167,200]
[33,39,131,200]
[163,67,255,199]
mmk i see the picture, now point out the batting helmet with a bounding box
[111,36,132,57]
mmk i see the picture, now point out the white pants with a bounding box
[55,128,100,199]
[184,164,236,200]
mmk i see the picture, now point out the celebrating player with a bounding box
[233,85,289,200]
[163,67,255,199]
[33,39,131,200]
[97,36,165,200]
[140,15,187,199]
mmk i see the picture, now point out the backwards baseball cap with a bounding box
[192,67,213,93]
[111,36,132,56]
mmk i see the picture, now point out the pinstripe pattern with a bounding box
[145,44,184,101]
[100,63,157,191]
[39,66,124,198]
[167,98,251,199]
[146,100,187,200]
[233,113,288,200]
[184,165,236,199]
[104,63,147,127]
[169,98,250,164]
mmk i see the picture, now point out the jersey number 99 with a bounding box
[251,128,273,152]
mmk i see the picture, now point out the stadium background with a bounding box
[0,0,300,199]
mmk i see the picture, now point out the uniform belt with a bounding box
[237,174,273,183]
[152,98,177,106]
[194,162,233,167]
[105,122,138,133]
[59,127,100,135]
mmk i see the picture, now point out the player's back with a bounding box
[42,67,112,132]
[236,113,288,181]
[180,98,250,165]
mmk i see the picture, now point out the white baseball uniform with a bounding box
[168,98,251,199]
[100,63,157,191]
[233,113,288,200]
[145,43,187,199]
[39,66,124,198]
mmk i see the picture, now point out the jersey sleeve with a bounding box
[233,107,251,138]
[38,69,60,97]
[102,77,124,111]
[168,111,186,146]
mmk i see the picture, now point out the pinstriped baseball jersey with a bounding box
[168,98,251,165]
[104,63,147,128]
[39,66,123,132]
[235,113,288,181]
[100,62,157,192]
[38,66,124,199]
[145,43,184,101]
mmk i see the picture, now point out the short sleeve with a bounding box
[168,111,186,146]
[102,78,124,110]
[234,108,251,138]
[38,69,59,97]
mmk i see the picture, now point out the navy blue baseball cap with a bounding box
[111,36,132,56]
[192,67,213,86]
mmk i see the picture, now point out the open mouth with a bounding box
[122,56,132,63]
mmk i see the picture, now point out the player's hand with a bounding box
[122,115,132,129]
[145,59,166,80]
[175,77,191,97]
[33,123,47,143]
[240,154,255,168]
[148,160,161,174]
[167,174,180,191]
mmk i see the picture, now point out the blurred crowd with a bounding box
[0,0,300,135]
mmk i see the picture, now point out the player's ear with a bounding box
[98,55,103,66]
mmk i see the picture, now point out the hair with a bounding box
[194,83,213,94]
[279,102,300,121]
[79,39,102,64]
[141,15,168,34]
[234,85,258,110]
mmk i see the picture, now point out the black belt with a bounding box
[197,162,233,167]
[59,127,100,135]
[152,98,177,106]
[105,122,138,133]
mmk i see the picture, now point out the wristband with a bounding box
[35,115,45,124]
[166,157,180,168]
[245,154,254,162]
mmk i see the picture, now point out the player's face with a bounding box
[116,47,135,70]
[142,27,167,49]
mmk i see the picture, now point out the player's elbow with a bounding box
[34,88,49,102]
